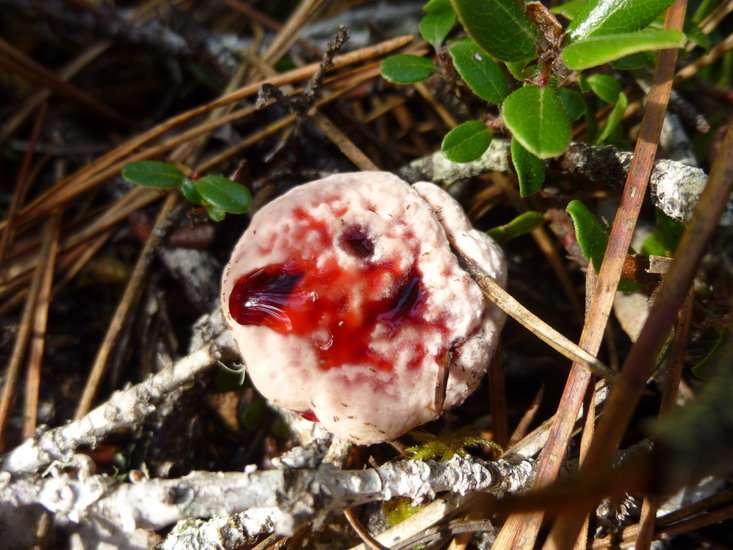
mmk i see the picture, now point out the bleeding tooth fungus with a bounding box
[221,172,506,444]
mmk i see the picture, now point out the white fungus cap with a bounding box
[221,171,506,444]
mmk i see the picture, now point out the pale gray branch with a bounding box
[1,456,534,548]
[399,140,730,226]
[2,312,234,474]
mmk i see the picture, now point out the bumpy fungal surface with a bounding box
[221,171,506,444]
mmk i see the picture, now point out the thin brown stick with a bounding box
[261,0,328,64]
[4,35,413,231]
[414,82,459,129]
[0,105,47,275]
[592,486,733,548]
[551,24,733,550]
[507,385,544,448]
[0,42,110,147]
[344,508,391,550]
[74,193,179,418]
[22,210,62,438]
[571,268,599,550]
[636,289,693,550]
[562,124,733,539]
[496,3,688,548]
[0,243,46,450]
[493,173,584,318]
[675,32,733,84]
[311,111,380,171]
[0,188,160,302]
[457,254,617,381]
[698,1,733,34]
[0,37,131,127]
[218,0,282,30]
[488,346,508,448]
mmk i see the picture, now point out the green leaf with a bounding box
[612,51,656,70]
[511,138,545,197]
[684,20,712,51]
[641,210,684,256]
[595,91,628,144]
[451,0,538,62]
[577,73,591,93]
[585,74,621,103]
[566,199,609,272]
[420,11,455,48]
[504,59,529,82]
[691,330,730,380]
[557,88,587,121]
[449,39,507,104]
[195,174,252,214]
[441,121,493,163]
[206,205,226,222]
[122,160,185,188]
[562,29,686,71]
[240,396,267,430]
[487,211,545,245]
[567,201,639,292]
[692,0,719,24]
[181,177,204,205]
[568,0,675,40]
[380,55,436,84]
[550,1,587,21]
[424,0,452,14]
[503,85,572,159]
[212,363,248,393]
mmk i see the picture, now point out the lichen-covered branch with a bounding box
[399,140,729,226]
[2,312,234,474]
[561,142,727,225]
[1,455,534,547]
[398,139,512,185]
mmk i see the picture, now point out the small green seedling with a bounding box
[380,0,687,195]
[122,160,251,221]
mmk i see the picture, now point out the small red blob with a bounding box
[339,225,374,258]
[299,409,319,422]
[228,263,304,331]
[228,207,450,372]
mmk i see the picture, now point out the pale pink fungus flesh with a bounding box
[221,171,506,444]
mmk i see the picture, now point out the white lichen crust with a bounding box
[221,171,506,444]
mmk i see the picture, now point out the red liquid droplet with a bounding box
[229,204,450,372]
[299,409,318,422]
[228,263,305,330]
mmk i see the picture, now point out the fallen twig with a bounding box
[2,312,233,474]
[399,139,727,227]
[0,455,533,546]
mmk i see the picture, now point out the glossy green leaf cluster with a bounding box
[378,0,687,194]
[122,160,251,221]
